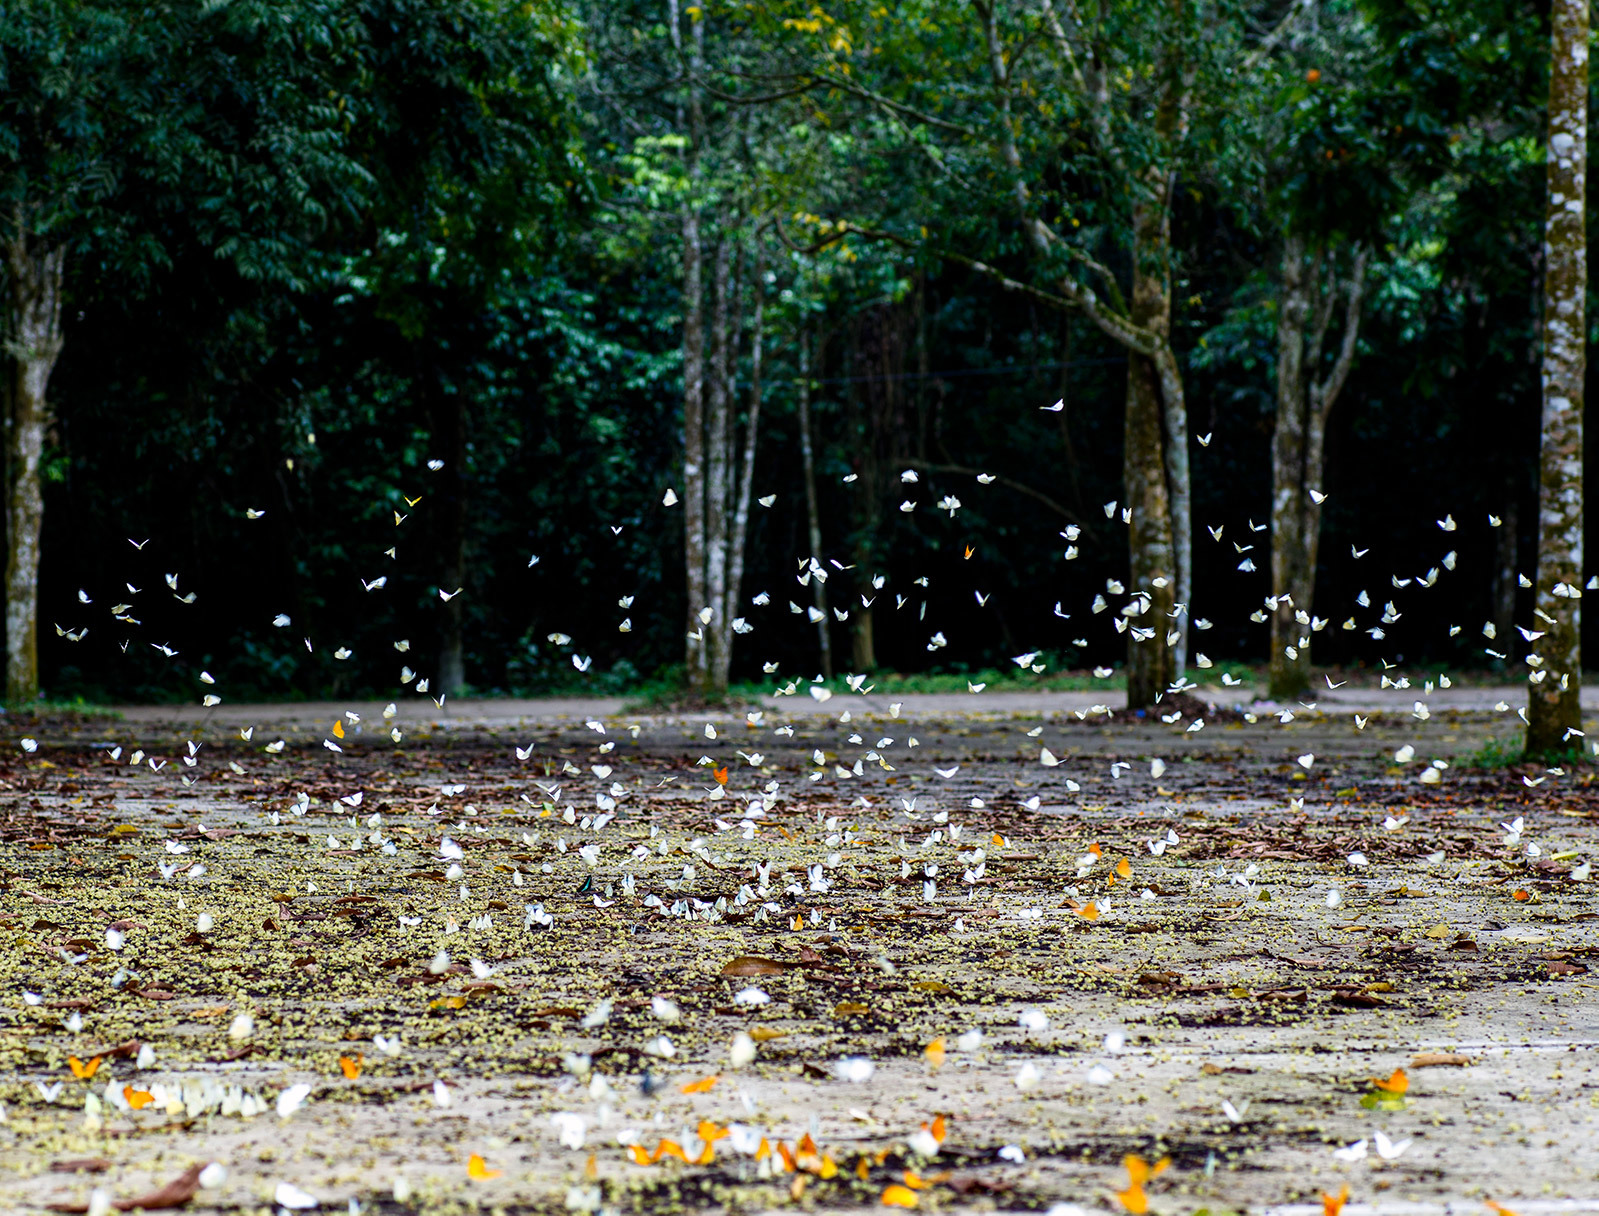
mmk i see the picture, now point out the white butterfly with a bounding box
[515,745,534,760]
[573,655,593,672]
[427,459,445,470]
[1374,1131,1410,1160]
[661,488,678,506]
[363,577,387,591]
[758,494,776,507]
[1196,432,1212,446]
[1308,488,1328,504]
[935,766,959,778]
[1332,1139,1368,1162]
[1042,399,1063,412]
[438,587,462,602]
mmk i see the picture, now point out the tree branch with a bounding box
[903,458,1084,524]
[1312,243,1368,420]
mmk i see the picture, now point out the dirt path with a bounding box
[0,699,1594,1215]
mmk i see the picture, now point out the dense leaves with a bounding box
[0,0,1589,700]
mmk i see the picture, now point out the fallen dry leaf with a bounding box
[47,1164,203,1212]
[1411,1052,1473,1068]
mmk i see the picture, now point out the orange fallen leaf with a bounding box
[339,1054,363,1079]
[882,1183,919,1208]
[1369,1067,1409,1094]
[713,766,729,785]
[67,1056,102,1080]
[680,1074,719,1094]
[1323,1183,1351,1216]
[924,1037,946,1069]
[466,1153,501,1180]
[123,1086,154,1110]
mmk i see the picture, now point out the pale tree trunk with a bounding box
[716,241,764,693]
[1269,238,1367,700]
[1269,233,1311,699]
[680,206,708,695]
[673,0,710,696]
[4,228,64,705]
[1123,184,1178,709]
[703,236,734,693]
[796,332,833,677]
[1527,0,1588,756]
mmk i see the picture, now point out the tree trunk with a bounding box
[1270,234,1313,700]
[1270,239,1366,700]
[1527,0,1588,756]
[1123,191,1178,709]
[796,332,832,677]
[673,0,709,698]
[4,230,64,705]
[703,236,734,694]
[719,240,764,693]
[680,205,708,696]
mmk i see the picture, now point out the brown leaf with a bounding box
[720,956,796,977]
[1411,1052,1472,1068]
[1547,959,1589,975]
[46,1164,203,1213]
[49,1159,112,1174]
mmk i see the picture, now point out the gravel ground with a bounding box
[0,693,1595,1216]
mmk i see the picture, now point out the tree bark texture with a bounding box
[1269,237,1366,700]
[1527,0,1587,756]
[703,237,734,689]
[680,205,708,695]
[1122,188,1177,709]
[717,242,764,693]
[4,229,64,705]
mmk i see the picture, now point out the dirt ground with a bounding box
[1,690,1595,1216]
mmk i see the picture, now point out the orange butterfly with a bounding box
[1369,1068,1408,1095]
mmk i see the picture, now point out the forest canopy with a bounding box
[0,0,1584,712]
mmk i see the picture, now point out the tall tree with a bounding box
[1268,238,1367,698]
[742,0,1283,705]
[1526,0,1588,755]
[0,0,370,702]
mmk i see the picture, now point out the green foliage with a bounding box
[0,0,1587,703]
